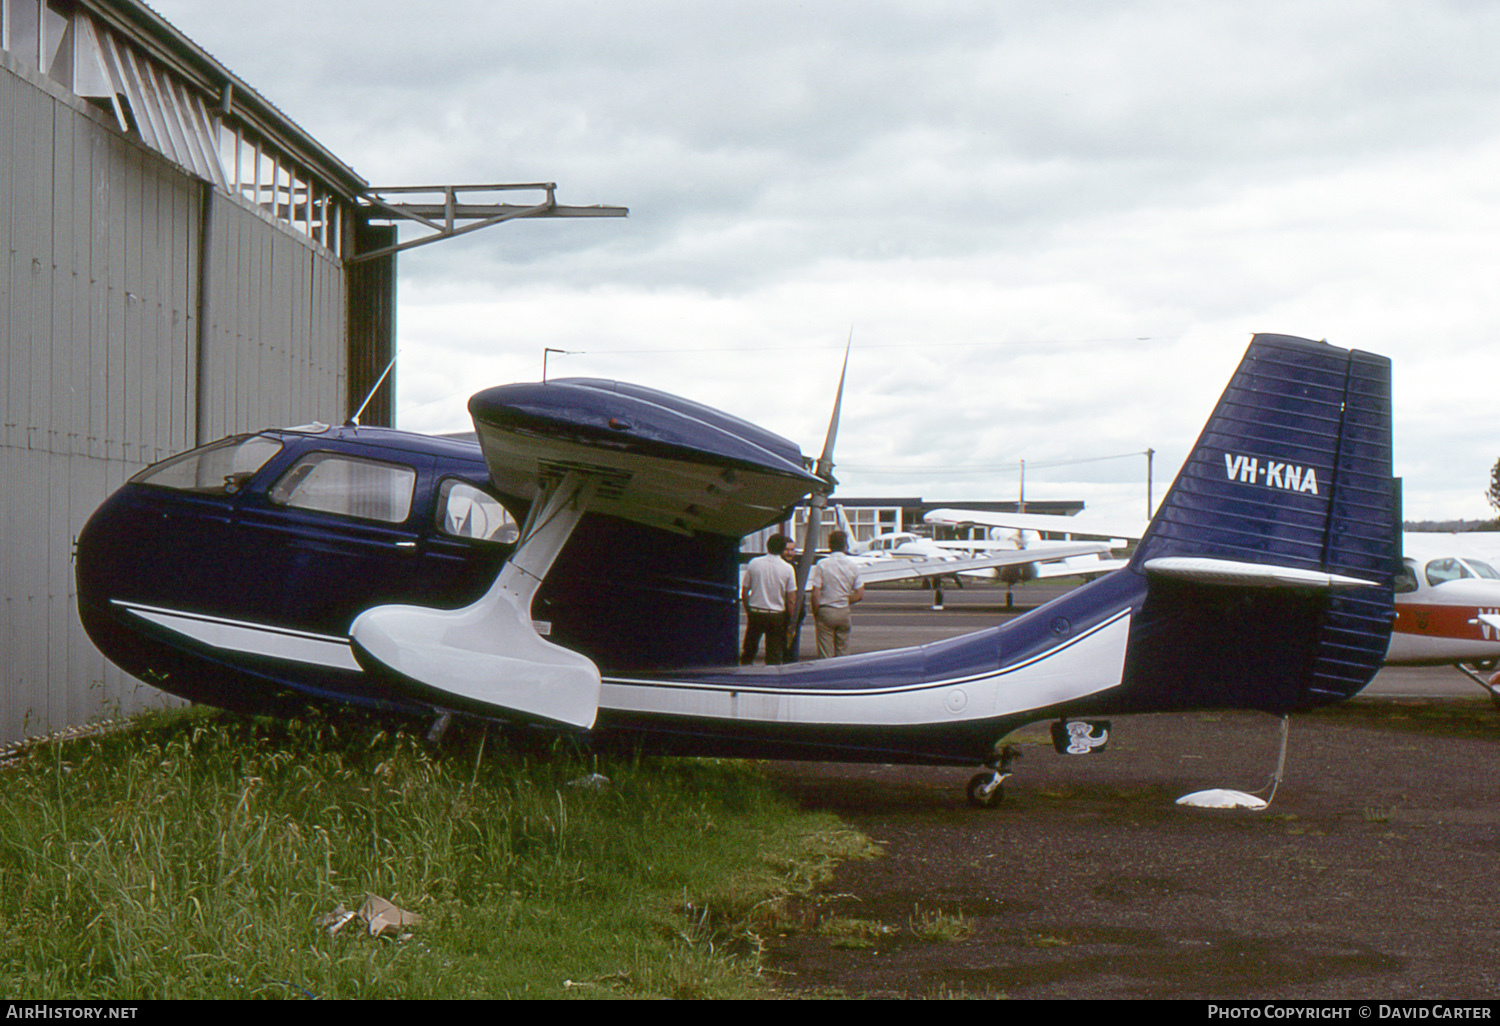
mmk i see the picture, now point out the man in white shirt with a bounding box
[741,533,798,664]
[810,530,864,658]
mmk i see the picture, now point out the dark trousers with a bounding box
[742,609,788,665]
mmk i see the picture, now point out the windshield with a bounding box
[130,435,283,495]
[1464,559,1500,580]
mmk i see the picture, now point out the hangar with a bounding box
[0,0,623,742]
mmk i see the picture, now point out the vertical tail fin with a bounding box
[1124,334,1395,710]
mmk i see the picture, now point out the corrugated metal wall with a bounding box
[1,56,347,742]
[199,194,346,438]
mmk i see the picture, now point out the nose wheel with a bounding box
[966,743,1021,808]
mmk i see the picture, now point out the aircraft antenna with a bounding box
[543,347,583,383]
[348,351,398,427]
[1146,448,1155,519]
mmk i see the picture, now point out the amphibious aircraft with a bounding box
[76,333,1396,805]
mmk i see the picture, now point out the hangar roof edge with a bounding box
[82,0,368,198]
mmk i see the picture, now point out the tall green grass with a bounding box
[0,710,872,999]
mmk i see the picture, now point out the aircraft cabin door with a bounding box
[234,450,435,632]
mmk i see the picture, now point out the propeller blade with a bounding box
[815,333,851,483]
[791,332,853,655]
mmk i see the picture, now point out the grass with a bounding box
[816,916,895,949]
[0,708,873,999]
[908,906,974,943]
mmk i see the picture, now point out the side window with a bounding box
[437,480,519,543]
[1393,560,1419,595]
[131,435,283,494]
[269,453,416,524]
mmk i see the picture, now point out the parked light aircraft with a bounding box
[75,334,1396,805]
[926,510,1144,578]
[930,513,1500,706]
[913,513,1138,605]
[1386,534,1500,704]
[843,529,1113,586]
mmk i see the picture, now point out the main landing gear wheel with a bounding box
[965,743,1022,809]
[967,772,1004,808]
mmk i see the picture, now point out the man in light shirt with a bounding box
[741,533,798,664]
[810,530,864,658]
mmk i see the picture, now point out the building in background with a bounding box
[0,0,622,742]
[743,497,1085,555]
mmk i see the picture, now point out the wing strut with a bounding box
[349,471,604,728]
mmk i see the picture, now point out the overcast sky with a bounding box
[150,0,1500,524]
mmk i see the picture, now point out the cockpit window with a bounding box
[437,480,519,543]
[269,453,416,524]
[130,435,283,494]
[1423,558,1470,587]
[1393,560,1419,594]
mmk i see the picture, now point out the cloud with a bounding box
[150,0,1500,522]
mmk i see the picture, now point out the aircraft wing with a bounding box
[1033,554,1129,578]
[932,537,1129,576]
[467,377,821,536]
[925,507,1147,542]
[353,378,822,730]
[852,541,1113,584]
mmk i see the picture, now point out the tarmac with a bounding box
[757,581,1500,1000]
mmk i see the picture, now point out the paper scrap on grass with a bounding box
[567,773,610,790]
[318,894,423,937]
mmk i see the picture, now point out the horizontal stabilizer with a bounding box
[1143,557,1378,589]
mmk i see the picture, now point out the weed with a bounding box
[908,905,974,942]
[817,916,896,949]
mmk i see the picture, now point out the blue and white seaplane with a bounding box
[75,334,1397,805]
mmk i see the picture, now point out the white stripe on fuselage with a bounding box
[113,601,362,671]
[112,600,1132,729]
[600,610,1131,727]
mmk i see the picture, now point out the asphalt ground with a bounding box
[752,581,1500,1000]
